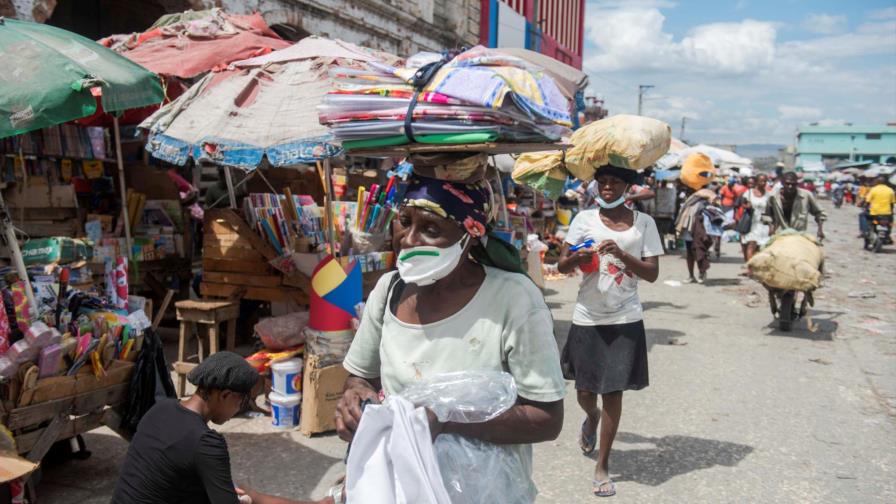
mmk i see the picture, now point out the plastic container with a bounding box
[580,254,600,274]
[270,391,301,429]
[271,358,303,395]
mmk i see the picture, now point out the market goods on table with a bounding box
[748,232,824,291]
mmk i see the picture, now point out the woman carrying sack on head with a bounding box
[558,165,664,498]
[335,164,566,503]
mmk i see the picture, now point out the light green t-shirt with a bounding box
[344,266,566,500]
[344,266,567,403]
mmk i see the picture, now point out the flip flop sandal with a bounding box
[579,419,597,454]
[593,479,616,497]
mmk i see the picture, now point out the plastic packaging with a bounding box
[270,391,301,429]
[434,434,536,504]
[303,328,354,368]
[254,312,309,351]
[350,229,386,254]
[395,371,534,504]
[398,371,517,425]
[271,358,303,395]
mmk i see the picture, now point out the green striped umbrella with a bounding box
[0,16,164,138]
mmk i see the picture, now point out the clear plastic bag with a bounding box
[398,370,517,423]
[254,312,309,351]
[434,434,536,504]
[395,371,535,504]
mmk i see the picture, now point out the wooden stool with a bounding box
[173,299,240,397]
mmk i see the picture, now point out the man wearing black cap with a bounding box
[113,351,329,504]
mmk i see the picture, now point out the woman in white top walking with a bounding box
[558,166,664,498]
[741,173,771,261]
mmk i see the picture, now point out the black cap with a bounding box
[187,351,258,394]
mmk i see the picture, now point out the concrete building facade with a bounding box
[478,0,585,69]
[2,0,481,55]
[796,123,896,170]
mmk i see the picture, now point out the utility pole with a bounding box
[680,116,689,141]
[637,84,654,116]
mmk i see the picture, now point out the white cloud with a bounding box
[584,5,777,75]
[778,105,822,120]
[868,6,896,20]
[681,20,777,73]
[802,13,847,34]
[815,118,849,126]
[581,3,896,144]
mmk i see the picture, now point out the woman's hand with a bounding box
[596,240,626,260]
[425,408,444,442]
[335,377,381,442]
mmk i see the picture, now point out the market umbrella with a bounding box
[0,17,163,137]
[99,9,292,80]
[0,16,164,308]
[140,36,395,169]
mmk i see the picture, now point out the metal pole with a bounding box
[0,190,37,311]
[112,116,133,260]
[223,166,238,209]
[680,117,688,141]
[323,158,337,255]
[637,84,654,116]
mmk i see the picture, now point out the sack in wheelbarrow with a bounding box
[747,232,823,291]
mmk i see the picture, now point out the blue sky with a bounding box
[582,0,896,145]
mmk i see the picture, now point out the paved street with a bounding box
[37,200,895,503]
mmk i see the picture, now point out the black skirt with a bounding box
[561,321,649,394]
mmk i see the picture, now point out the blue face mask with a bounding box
[596,194,627,209]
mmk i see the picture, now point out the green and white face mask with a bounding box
[396,234,470,286]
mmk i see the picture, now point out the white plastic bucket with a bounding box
[269,391,301,429]
[271,357,303,395]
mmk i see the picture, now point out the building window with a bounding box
[866,133,882,140]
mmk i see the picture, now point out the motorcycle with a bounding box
[832,188,844,208]
[863,214,892,253]
[767,288,814,331]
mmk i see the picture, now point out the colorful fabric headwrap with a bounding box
[402,175,526,275]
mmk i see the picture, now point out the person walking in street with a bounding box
[764,171,826,239]
[557,165,663,498]
[740,173,772,261]
[675,153,718,284]
[336,165,566,502]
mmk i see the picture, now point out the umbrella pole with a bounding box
[113,117,133,260]
[224,166,238,209]
[0,190,37,312]
[323,158,337,255]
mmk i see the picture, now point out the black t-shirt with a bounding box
[112,399,239,504]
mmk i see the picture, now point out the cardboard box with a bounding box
[299,355,349,436]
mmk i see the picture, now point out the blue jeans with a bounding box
[859,212,869,234]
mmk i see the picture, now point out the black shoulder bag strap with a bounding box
[403,53,453,144]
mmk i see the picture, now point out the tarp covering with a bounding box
[0,17,163,138]
[100,9,291,80]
